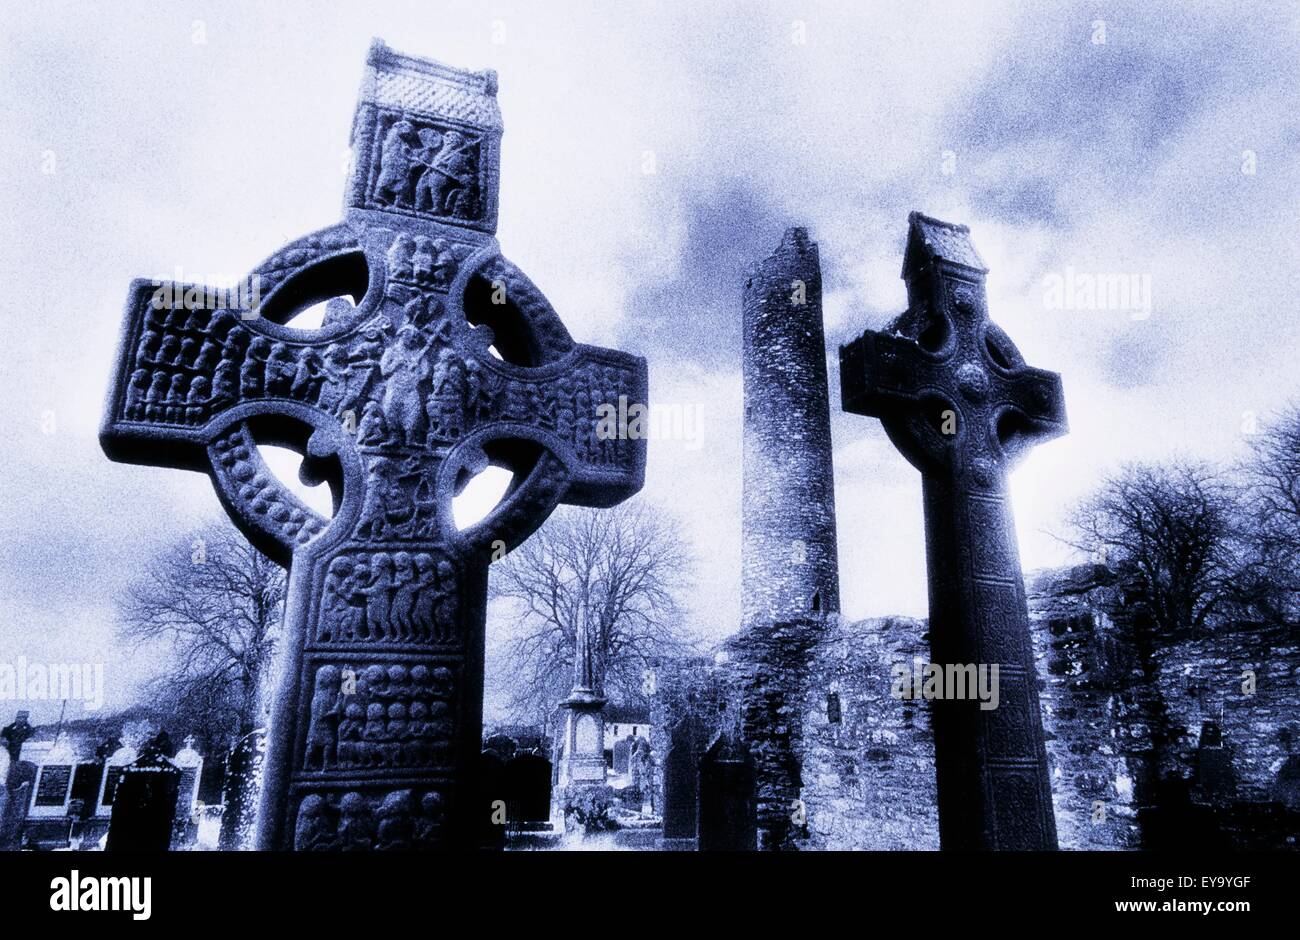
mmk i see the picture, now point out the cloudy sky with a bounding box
[2,1,1298,723]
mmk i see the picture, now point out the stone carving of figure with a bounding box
[125,368,150,419]
[136,329,161,364]
[361,552,394,640]
[241,338,271,398]
[410,236,434,283]
[157,333,181,367]
[375,120,419,207]
[404,701,427,765]
[433,560,457,641]
[186,375,210,424]
[427,349,466,443]
[414,791,444,846]
[335,791,374,850]
[145,371,169,420]
[389,552,418,640]
[357,400,387,446]
[165,373,189,422]
[384,704,406,768]
[375,789,415,850]
[317,345,350,415]
[265,342,296,397]
[193,338,221,374]
[420,130,477,217]
[463,359,494,425]
[379,324,430,446]
[344,321,389,407]
[290,349,322,401]
[325,557,367,642]
[338,703,364,767]
[304,665,342,769]
[356,457,396,540]
[294,794,334,851]
[412,129,444,212]
[411,553,438,641]
[178,337,199,369]
[361,704,386,768]
[386,233,414,281]
[212,354,238,402]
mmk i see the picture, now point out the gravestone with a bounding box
[504,751,551,824]
[170,736,204,848]
[841,212,1065,850]
[29,732,78,819]
[698,734,756,852]
[612,736,632,775]
[99,40,647,851]
[106,736,182,852]
[96,743,138,819]
[661,717,703,841]
[218,729,265,850]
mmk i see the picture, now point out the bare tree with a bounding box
[488,502,696,725]
[1240,403,1300,627]
[118,522,285,744]
[1066,459,1239,640]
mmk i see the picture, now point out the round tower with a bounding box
[742,227,840,630]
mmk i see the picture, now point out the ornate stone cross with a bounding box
[840,212,1065,850]
[100,41,647,850]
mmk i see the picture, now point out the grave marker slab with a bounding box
[100,41,646,851]
[698,734,756,852]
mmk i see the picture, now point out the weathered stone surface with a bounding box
[840,212,1065,850]
[742,228,840,629]
[99,40,647,850]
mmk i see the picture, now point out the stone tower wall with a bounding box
[742,227,840,630]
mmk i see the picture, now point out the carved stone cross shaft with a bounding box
[100,41,647,850]
[840,213,1065,850]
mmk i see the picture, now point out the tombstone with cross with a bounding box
[840,212,1065,850]
[100,40,647,850]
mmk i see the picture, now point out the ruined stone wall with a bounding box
[654,566,1300,850]
[796,616,938,850]
[741,227,839,629]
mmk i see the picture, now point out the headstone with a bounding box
[840,212,1065,850]
[698,734,756,852]
[99,39,647,852]
[96,743,138,818]
[29,732,78,819]
[504,751,551,824]
[218,729,265,850]
[612,736,632,775]
[170,736,204,848]
[661,718,702,841]
[106,735,182,852]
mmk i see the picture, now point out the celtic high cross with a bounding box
[840,212,1065,850]
[100,41,647,850]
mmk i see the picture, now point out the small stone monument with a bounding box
[556,614,607,792]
